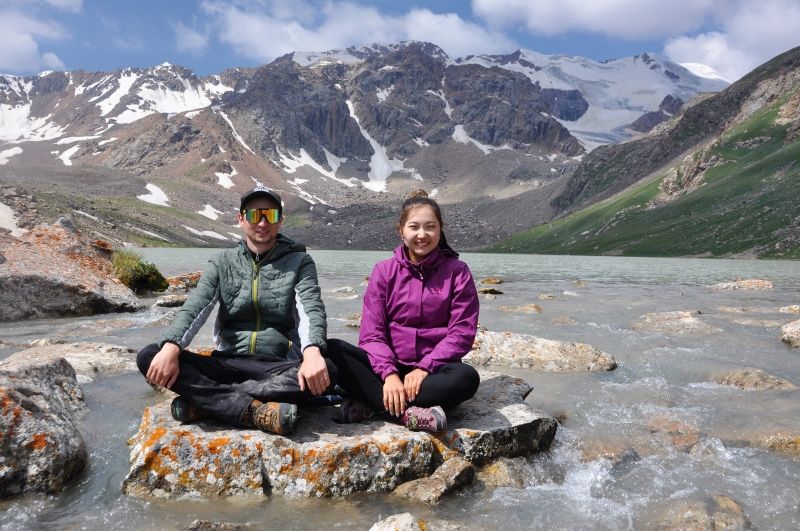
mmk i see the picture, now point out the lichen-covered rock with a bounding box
[466,330,617,372]
[393,456,473,505]
[781,319,800,347]
[123,371,557,499]
[7,342,137,384]
[632,310,721,335]
[714,368,796,390]
[711,279,773,290]
[154,294,189,308]
[166,271,201,293]
[479,276,503,285]
[0,353,87,497]
[0,222,142,321]
[369,513,462,531]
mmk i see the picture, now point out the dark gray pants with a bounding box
[137,343,338,426]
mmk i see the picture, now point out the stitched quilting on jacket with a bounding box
[161,235,327,360]
[359,244,479,380]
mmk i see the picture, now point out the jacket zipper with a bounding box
[249,259,261,354]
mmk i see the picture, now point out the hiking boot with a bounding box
[402,405,447,433]
[170,396,206,423]
[246,400,298,435]
[338,398,375,423]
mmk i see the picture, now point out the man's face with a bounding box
[238,196,283,251]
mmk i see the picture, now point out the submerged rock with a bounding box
[0,222,142,321]
[123,371,557,499]
[642,494,751,531]
[646,415,700,452]
[369,513,462,531]
[714,368,796,390]
[466,330,617,372]
[711,278,774,290]
[7,342,137,383]
[393,456,473,505]
[632,310,721,335]
[0,352,87,497]
[476,456,527,488]
[781,319,800,347]
[497,304,542,314]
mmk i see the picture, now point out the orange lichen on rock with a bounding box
[25,432,50,450]
[207,437,231,454]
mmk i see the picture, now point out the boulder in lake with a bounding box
[779,305,800,314]
[393,456,473,505]
[781,319,800,347]
[537,293,557,301]
[466,330,617,372]
[714,368,796,390]
[478,288,503,295]
[154,294,189,308]
[0,222,142,321]
[123,370,557,499]
[632,310,721,335]
[8,342,137,383]
[711,279,773,290]
[166,271,202,293]
[497,304,542,314]
[0,352,87,497]
[479,276,503,285]
[369,513,461,531]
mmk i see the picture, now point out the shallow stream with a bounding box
[1,250,798,530]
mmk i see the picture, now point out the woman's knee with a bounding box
[136,343,160,375]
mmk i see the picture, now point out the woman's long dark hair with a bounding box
[397,189,458,256]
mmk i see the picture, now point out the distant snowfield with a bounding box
[183,225,228,240]
[0,201,25,237]
[0,103,65,143]
[0,146,23,165]
[137,183,170,206]
[58,145,81,166]
[56,135,101,145]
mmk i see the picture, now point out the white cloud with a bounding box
[200,1,516,62]
[172,21,210,54]
[665,0,800,81]
[0,10,68,73]
[472,0,718,39]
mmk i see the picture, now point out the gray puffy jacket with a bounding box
[161,235,327,360]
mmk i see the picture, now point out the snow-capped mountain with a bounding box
[0,42,729,249]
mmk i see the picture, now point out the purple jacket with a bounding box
[359,244,479,380]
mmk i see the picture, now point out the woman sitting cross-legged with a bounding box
[327,189,480,433]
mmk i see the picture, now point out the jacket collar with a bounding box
[239,233,304,263]
[393,244,448,272]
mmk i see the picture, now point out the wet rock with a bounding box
[369,513,462,531]
[327,286,358,299]
[643,494,751,530]
[781,319,800,347]
[714,368,796,390]
[123,371,557,499]
[551,316,576,326]
[723,317,785,328]
[579,440,640,465]
[647,415,700,452]
[537,293,557,301]
[338,312,361,328]
[478,287,503,295]
[166,271,202,293]
[711,278,774,290]
[0,223,142,321]
[571,280,587,288]
[0,352,87,497]
[479,276,503,285]
[779,305,800,314]
[186,522,259,531]
[154,294,189,307]
[393,456,473,505]
[758,432,800,456]
[498,303,542,314]
[466,330,617,372]
[476,456,526,488]
[632,310,721,335]
[8,342,137,383]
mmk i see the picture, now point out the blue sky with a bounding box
[2,0,799,81]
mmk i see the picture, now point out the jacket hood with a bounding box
[239,233,306,263]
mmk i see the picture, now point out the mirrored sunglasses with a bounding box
[242,208,281,224]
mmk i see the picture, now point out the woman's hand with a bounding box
[404,368,428,403]
[383,373,406,417]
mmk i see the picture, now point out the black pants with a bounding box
[325,338,480,412]
[137,343,338,427]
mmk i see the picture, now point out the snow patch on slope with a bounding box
[0,202,25,237]
[137,183,170,206]
[0,103,65,143]
[58,145,80,166]
[0,147,23,165]
[197,204,225,220]
[452,125,511,154]
[217,111,255,154]
[183,225,229,240]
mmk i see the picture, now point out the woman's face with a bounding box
[399,205,441,263]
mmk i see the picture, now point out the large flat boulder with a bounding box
[122,370,557,499]
[466,330,617,371]
[0,222,142,321]
[8,342,137,383]
[0,351,87,497]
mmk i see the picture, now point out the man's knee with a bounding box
[137,343,160,376]
[324,357,339,387]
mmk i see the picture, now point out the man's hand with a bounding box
[383,373,406,417]
[298,346,330,396]
[404,368,428,403]
[146,342,181,389]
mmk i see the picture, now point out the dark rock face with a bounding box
[540,88,589,121]
[0,353,87,497]
[628,95,685,133]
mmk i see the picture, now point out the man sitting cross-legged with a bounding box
[137,186,335,435]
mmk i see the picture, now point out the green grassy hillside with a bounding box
[489,93,800,258]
